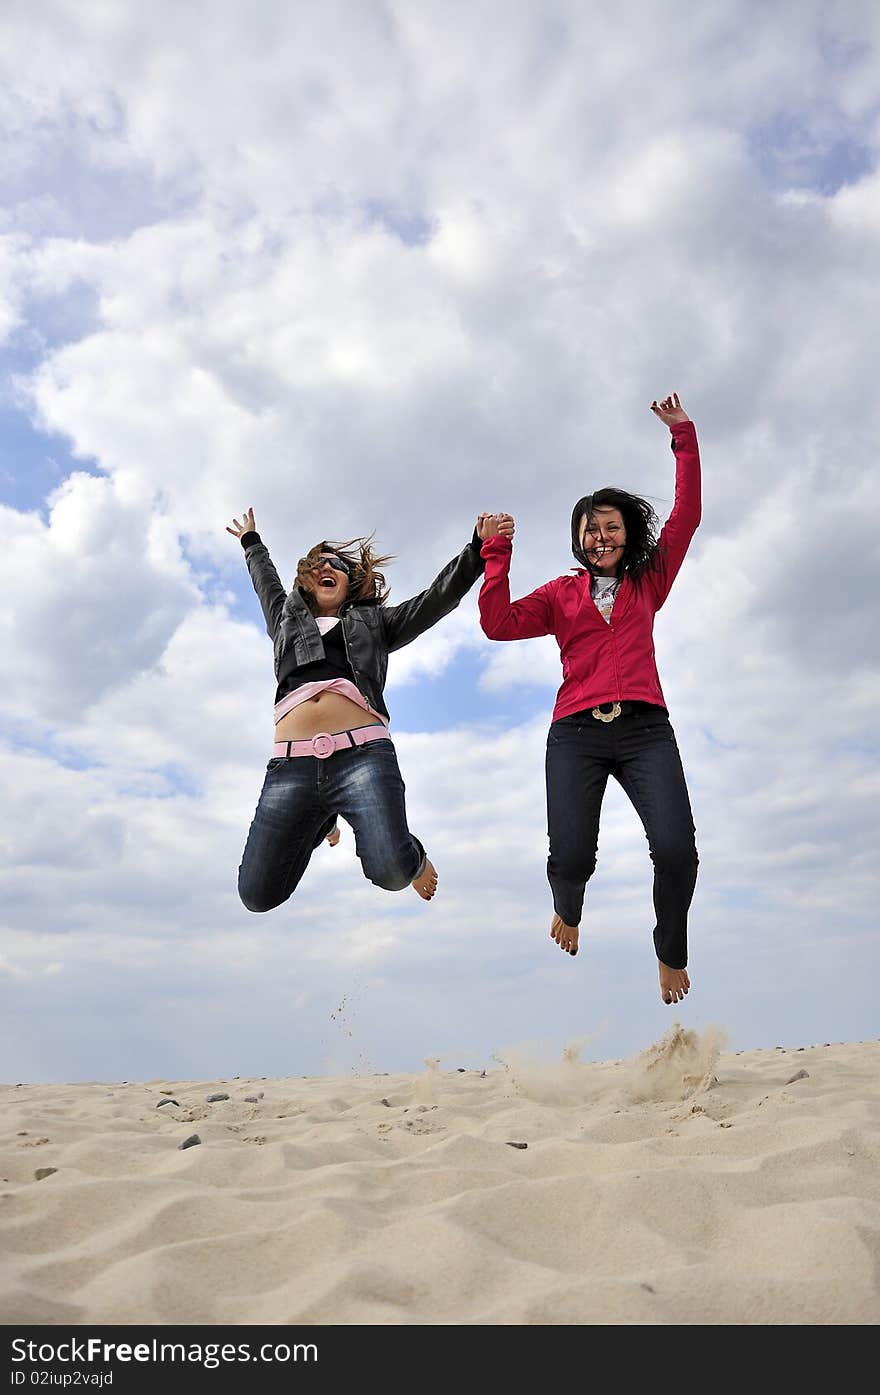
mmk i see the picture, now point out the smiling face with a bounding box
[579,506,626,574]
[301,552,351,614]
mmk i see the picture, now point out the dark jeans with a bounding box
[545,706,698,968]
[238,737,426,913]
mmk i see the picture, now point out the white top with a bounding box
[591,574,621,624]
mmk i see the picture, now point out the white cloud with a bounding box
[0,233,28,343]
[0,472,199,720]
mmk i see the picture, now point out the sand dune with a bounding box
[2,1028,878,1325]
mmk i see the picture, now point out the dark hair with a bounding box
[570,488,660,581]
[296,535,394,612]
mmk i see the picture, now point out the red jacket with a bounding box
[478,420,701,722]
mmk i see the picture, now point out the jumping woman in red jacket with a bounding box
[478,394,700,1005]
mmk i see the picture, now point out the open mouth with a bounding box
[319,576,337,589]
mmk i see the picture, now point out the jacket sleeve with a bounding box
[380,533,485,652]
[241,532,287,640]
[478,536,554,639]
[643,420,702,609]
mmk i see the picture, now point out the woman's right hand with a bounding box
[226,507,256,539]
[477,512,515,542]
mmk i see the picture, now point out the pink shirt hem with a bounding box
[273,678,389,728]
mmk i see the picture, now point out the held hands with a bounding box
[650,392,689,426]
[476,512,515,542]
[226,507,256,539]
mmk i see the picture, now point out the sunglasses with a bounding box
[311,555,351,576]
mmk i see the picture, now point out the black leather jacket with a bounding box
[241,531,485,720]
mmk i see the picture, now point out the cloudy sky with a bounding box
[1,0,878,1084]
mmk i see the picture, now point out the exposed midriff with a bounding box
[273,679,387,741]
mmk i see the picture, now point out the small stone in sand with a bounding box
[786,1070,810,1084]
[506,1141,528,1150]
[156,1099,179,1108]
[243,1095,261,1103]
[34,1168,58,1180]
[206,1093,230,1103]
[380,1098,391,1107]
[178,1134,201,1150]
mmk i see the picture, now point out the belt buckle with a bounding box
[591,702,621,723]
[311,732,336,759]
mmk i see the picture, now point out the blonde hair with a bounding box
[296,535,394,612]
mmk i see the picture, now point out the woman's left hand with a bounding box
[650,392,690,426]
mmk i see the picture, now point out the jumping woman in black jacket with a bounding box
[227,508,514,912]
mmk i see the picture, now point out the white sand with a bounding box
[2,1027,879,1325]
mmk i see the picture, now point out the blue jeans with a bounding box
[238,736,426,912]
[545,706,698,968]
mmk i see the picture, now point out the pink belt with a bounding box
[272,726,391,760]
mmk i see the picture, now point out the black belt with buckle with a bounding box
[557,701,666,727]
[589,700,663,723]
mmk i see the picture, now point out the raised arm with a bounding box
[227,507,287,640]
[380,515,513,652]
[646,393,702,608]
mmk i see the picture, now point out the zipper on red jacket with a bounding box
[608,625,623,701]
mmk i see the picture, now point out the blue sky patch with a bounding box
[363,200,433,246]
[748,113,874,196]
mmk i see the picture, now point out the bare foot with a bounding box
[550,913,579,956]
[659,961,690,1005]
[326,822,340,847]
[412,858,438,901]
